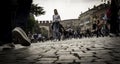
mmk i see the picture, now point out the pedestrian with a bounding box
[92,21,97,36]
[52,9,61,41]
[109,0,119,36]
[96,20,104,37]
[0,0,32,50]
[33,33,38,42]
[102,14,110,36]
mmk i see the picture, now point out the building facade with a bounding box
[79,3,110,33]
[60,19,80,30]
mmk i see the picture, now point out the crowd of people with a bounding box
[49,0,120,41]
[28,32,46,43]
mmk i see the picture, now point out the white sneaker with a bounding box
[12,27,31,46]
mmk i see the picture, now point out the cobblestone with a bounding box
[0,37,120,64]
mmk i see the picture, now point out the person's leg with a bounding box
[52,23,57,41]
[0,0,16,47]
[110,15,118,36]
[100,28,104,37]
[96,29,99,37]
[109,0,119,36]
[56,32,61,41]
[12,0,32,46]
[14,0,32,32]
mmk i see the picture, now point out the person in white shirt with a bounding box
[52,9,61,41]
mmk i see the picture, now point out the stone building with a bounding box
[79,3,110,33]
[38,21,52,38]
[60,19,80,30]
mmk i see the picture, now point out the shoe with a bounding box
[12,27,31,46]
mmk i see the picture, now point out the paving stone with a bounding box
[84,51,96,54]
[88,47,105,51]
[66,48,72,51]
[112,49,120,53]
[94,44,105,48]
[56,51,70,55]
[0,62,17,64]
[0,37,120,64]
[77,52,94,57]
[25,55,41,61]
[72,49,81,52]
[75,56,98,62]
[113,57,120,61]
[71,51,84,54]
[80,47,87,51]
[75,59,93,63]
[95,50,111,55]
[108,61,120,64]
[38,58,57,61]
[80,62,107,64]
[36,60,54,64]
[42,49,56,54]
[110,53,120,58]
[95,58,113,62]
[59,55,79,60]
[95,54,113,59]
[55,60,74,63]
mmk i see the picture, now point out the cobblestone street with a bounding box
[0,37,120,64]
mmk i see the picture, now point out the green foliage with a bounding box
[40,27,48,37]
[27,14,35,33]
[27,3,45,34]
[34,20,41,33]
[30,4,45,16]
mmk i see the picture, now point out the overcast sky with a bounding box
[33,0,108,21]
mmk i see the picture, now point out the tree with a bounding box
[27,4,45,34]
[27,13,35,33]
[30,4,45,16]
[40,27,48,37]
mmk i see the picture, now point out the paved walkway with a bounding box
[0,37,120,64]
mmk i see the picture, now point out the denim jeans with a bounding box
[52,22,61,40]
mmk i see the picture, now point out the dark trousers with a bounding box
[96,28,104,37]
[110,14,119,34]
[52,22,61,40]
[110,0,119,34]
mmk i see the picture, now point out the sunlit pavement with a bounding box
[0,37,120,64]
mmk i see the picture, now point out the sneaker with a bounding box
[12,27,31,46]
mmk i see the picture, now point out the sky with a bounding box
[33,0,108,21]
